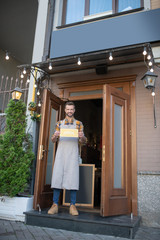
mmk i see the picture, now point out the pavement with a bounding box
[0,219,160,240]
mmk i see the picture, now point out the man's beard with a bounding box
[66,113,74,118]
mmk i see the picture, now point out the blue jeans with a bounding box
[53,188,77,205]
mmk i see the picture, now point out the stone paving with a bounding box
[0,219,160,240]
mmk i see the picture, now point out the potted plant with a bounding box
[28,101,37,111]
[0,99,35,221]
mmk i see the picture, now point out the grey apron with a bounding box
[51,119,79,190]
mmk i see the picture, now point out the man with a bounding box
[48,101,86,216]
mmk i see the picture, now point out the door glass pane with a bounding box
[66,0,85,24]
[70,89,102,97]
[46,108,57,184]
[118,0,140,12]
[114,104,122,188]
[89,0,112,15]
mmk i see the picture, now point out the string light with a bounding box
[37,90,40,95]
[48,62,52,70]
[38,101,41,107]
[147,53,151,60]
[77,57,81,65]
[148,61,153,66]
[34,83,37,88]
[151,89,155,96]
[5,52,9,60]
[150,67,154,72]
[143,46,147,56]
[109,52,113,61]
[20,72,24,78]
[23,68,27,74]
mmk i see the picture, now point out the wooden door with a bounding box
[101,84,131,216]
[33,89,63,209]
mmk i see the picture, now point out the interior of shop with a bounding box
[74,99,102,209]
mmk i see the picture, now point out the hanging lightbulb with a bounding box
[20,72,24,78]
[38,101,41,107]
[147,53,151,60]
[5,52,9,60]
[148,61,153,66]
[34,83,37,88]
[77,57,81,65]
[23,68,27,74]
[143,47,147,56]
[109,52,113,61]
[150,67,154,72]
[27,77,30,83]
[37,90,40,95]
[48,62,52,70]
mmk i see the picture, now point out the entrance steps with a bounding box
[24,207,141,239]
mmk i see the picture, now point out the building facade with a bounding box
[1,0,160,227]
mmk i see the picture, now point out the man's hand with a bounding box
[51,131,60,142]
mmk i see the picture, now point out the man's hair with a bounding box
[65,101,75,109]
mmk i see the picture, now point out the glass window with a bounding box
[118,0,141,12]
[66,0,85,24]
[89,0,112,15]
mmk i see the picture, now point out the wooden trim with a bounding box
[130,81,138,216]
[58,75,137,89]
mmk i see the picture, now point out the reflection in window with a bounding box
[118,0,140,12]
[66,0,85,24]
[89,0,112,15]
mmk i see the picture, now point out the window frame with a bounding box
[61,0,144,26]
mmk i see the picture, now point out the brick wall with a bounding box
[151,0,160,9]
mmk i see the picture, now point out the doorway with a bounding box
[75,99,102,210]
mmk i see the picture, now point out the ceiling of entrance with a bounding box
[0,0,38,64]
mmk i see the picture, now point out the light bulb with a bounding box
[143,47,147,56]
[34,83,37,88]
[147,54,151,60]
[151,91,155,97]
[149,61,152,66]
[37,90,40,96]
[77,57,81,65]
[20,73,24,78]
[27,78,30,83]
[150,68,154,72]
[5,52,9,60]
[38,101,41,107]
[23,68,26,74]
[49,62,52,70]
[109,52,113,61]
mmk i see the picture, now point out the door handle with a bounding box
[39,145,45,160]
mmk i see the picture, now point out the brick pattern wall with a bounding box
[151,0,160,9]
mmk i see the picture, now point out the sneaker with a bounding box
[69,204,79,216]
[48,203,58,215]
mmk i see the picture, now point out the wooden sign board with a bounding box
[63,164,95,207]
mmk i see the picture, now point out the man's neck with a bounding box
[65,116,74,123]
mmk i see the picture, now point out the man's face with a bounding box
[65,105,75,118]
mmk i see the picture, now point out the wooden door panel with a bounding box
[33,89,63,209]
[101,84,131,216]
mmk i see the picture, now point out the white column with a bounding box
[27,0,49,133]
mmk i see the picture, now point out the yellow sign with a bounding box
[60,129,78,138]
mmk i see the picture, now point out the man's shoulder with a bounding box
[75,120,83,125]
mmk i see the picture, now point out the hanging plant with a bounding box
[28,101,37,111]
[30,112,41,121]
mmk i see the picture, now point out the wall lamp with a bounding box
[141,71,158,128]
[11,87,23,101]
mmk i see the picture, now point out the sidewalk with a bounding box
[0,219,160,240]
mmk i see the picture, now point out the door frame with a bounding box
[57,75,138,215]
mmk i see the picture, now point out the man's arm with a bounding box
[51,121,61,143]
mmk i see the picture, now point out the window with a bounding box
[62,0,143,25]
